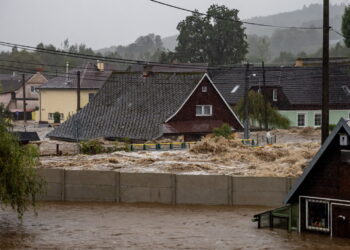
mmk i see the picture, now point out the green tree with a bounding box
[0,104,43,218]
[175,5,248,65]
[272,51,296,65]
[234,91,290,129]
[246,35,271,63]
[53,112,61,123]
[342,5,350,48]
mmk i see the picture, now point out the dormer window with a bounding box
[202,86,207,92]
[273,88,278,102]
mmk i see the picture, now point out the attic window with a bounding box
[196,105,212,116]
[231,85,240,93]
[202,86,207,92]
[342,85,350,95]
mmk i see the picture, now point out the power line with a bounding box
[149,0,324,30]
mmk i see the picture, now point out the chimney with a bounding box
[143,65,153,77]
[66,62,69,82]
[96,60,104,72]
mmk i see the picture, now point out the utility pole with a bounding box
[322,0,330,144]
[22,73,26,124]
[77,71,81,112]
[244,63,250,139]
[262,61,268,131]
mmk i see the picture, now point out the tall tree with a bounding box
[175,5,248,65]
[342,5,350,48]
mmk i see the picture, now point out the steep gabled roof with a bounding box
[48,72,204,141]
[39,62,114,90]
[284,118,350,204]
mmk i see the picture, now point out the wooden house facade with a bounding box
[254,118,350,238]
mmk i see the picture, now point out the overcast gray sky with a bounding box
[0,0,348,50]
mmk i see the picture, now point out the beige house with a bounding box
[38,62,113,123]
[0,72,48,120]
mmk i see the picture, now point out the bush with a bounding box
[80,140,104,155]
[53,112,61,123]
[213,123,233,139]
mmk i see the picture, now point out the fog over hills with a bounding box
[97,3,347,61]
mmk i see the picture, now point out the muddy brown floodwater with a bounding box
[1,203,350,249]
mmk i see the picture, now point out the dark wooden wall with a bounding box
[167,77,243,130]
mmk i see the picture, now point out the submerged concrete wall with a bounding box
[38,169,297,206]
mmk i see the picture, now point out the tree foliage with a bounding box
[213,123,233,138]
[0,104,43,218]
[173,5,248,65]
[342,5,350,48]
[234,91,290,129]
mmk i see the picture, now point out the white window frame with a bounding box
[196,105,213,117]
[314,112,322,127]
[48,113,54,120]
[306,199,330,232]
[273,88,278,102]
[202,86,207,93]
[297,112,307,127]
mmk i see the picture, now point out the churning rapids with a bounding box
[1,202,350,249]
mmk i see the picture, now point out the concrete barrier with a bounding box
[120,173,173,204]
[37,168,64,201]
[64,170,116,202]
[176,175,231,205]
[37,169,297,206]
[232,177,288,206]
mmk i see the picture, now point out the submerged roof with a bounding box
[48,72,204,141]
[210,65,350,106]
[284,118,350,204]
[39,62,114,90]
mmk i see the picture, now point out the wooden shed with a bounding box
[254,118,350,238]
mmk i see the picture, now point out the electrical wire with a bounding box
[149,0,324,30]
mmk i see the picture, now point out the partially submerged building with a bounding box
[254,118,350,238]
[211,65,350,128]
[48,71,243,142]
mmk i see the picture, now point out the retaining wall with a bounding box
[38,169,297,206]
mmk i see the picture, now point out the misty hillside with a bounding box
[244,3,345,36]
[96,3,348,62]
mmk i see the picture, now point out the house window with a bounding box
[202,86,207,92]
[314,113,322,127]
[196,105,212,116]
[273,88,278,102]
[60,113,64,120]
[306,199,330,232]
[48,113,54,120]
[297,113,306,127]
[88,93,95,102]
[30,86,36,93]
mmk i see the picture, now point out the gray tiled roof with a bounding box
[0,74,32,93]
[39,62,113,90]
[48,72,203,141]
[210,65,350,106]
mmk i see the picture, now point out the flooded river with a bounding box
[1,202,350,249]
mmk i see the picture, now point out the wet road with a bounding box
[1,202,350,249]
